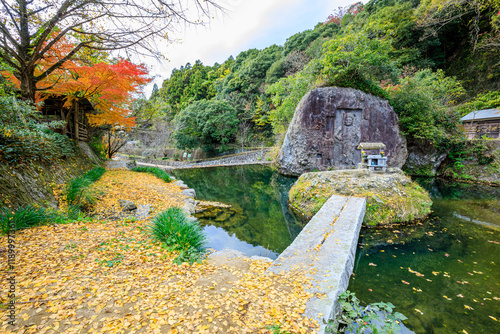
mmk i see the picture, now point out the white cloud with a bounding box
[139,0,359,96]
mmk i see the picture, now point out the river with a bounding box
[172,166,500,333]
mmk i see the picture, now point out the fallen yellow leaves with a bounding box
[89,169,186,218]
[0,169,318,333]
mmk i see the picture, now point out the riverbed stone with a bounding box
[119,199,137,211]
[174,180,189,189]
[278,87,407,176]
[182,188,196,198]
[182,197,196,215]
[250,255,273,262]
[135,204,152,220]
[208,248,250,270]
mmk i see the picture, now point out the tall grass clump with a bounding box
[149,207,208,264]
[0,206,58,234]
[131,166,171,183]
[66,167,106,211]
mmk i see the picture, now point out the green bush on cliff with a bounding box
[66,167,106,211]
[385,69,465,146]
[0,206,61,234]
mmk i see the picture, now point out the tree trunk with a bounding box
[19,66,37,103]
[62,105,75,136]
[18,0,37,103]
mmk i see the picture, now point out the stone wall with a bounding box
[131,149,271,169]
[0,142,101,209]
[278,87,407,176]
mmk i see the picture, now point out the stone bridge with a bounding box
[266,194,366,333]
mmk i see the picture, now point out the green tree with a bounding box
[172,100,239,155]
[320,30,399,93]
[386,69,465,145]
[267,60,322,135]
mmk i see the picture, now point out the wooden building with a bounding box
[461,108,500,139]
[40,95,94,142]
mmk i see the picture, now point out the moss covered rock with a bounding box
[289,169,432,226]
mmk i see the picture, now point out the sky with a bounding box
[140,0,359,97]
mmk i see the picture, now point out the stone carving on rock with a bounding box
[278,87,407,176]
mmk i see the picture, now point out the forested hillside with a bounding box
[134,0,500,155]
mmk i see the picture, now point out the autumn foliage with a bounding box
[3,35,150,129]
[324,2,364,26]
[51,60,151,128]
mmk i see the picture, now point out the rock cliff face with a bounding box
[0,142,101,209]
[278,87,407,176]
[403,140,447,176]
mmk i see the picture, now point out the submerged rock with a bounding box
[278,87,407,176]
[289,169,432,226]
[194,201,237,221]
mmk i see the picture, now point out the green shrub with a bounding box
[386,69,465,146]
[332,290,407,333]
[66,167,105,211]
[457,91,500,116]
[149,207,208,264]
[0,126,76,163]
[0,96,76,163]
[0,206,57,234]
[89,135,107,160]
[131,166,171,183]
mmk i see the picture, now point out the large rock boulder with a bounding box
[278,87,407,176]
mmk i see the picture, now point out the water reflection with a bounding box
[348,178,500,334]
[171,165,302,257]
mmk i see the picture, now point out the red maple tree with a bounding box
[3,35,151,131]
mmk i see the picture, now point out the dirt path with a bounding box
[0,169,317,333]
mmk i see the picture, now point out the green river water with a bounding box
[172,166,499,333]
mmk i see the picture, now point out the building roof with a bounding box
[461,108,500,122]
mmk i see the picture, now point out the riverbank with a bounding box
[0,167,317,334]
